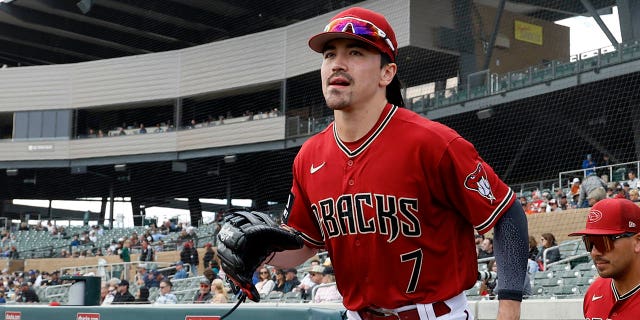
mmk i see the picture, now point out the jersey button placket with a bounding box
[345,158,355,188]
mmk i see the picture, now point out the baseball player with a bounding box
[268,7,529,320]
[569,198,640,319]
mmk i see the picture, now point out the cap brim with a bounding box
[309,32,379,54]
[569,228,627,236]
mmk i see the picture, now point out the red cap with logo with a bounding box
[308,7,398,62]
[569,198,640,236]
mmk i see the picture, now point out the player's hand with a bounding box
[496,300,521,320]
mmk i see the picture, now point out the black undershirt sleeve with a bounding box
[493,201,529,301]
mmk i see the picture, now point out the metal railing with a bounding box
[558,160,640,189]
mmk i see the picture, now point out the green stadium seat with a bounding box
[540,278,561,287]
[282,291,303,303]
[550,285,580,298]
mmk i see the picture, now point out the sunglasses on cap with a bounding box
[582,232,637,252]
[323,17,395,54]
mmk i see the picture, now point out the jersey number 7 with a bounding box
[400,249,423,293]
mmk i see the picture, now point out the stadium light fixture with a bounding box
[224,155,237,164]
[6,168,18,176]
[476,108,494,120]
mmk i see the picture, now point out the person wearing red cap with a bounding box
[273,6,528,320]
[569,198,640,319]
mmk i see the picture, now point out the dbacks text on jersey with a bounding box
[311,193,421,243]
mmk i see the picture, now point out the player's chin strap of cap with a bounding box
[220,291,247,320]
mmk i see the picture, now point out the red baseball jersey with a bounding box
[583,277,640,319]
[283,104,515,311]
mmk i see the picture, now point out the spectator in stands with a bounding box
[194,278,213,303]
[7,246,18,260]
[112,279,135,304]
[255,267,275,296]
[582,154,597,176]
[478,237,494,260]
[529,190,546,213]
[297,265,324,300]
[118,127,126,135]
[144,270,162,289]
[48,271,60,286]
[69,234,81,253]
[559,195,570,210]
[100,282,110,304]
[16,282,39,303]
[0,291,6,304]
[210,278,229,304]
[153,124,163,133]
[119,239,131,263]
[629,189,640,202]
[135,286,150,304]
[627,170,639,189]
[614,184,628,199]
[272,269,287,292]
[88,230,98,243]
[101,284,117,305]
[154,239,165,253]
[202,243,216,271]
[474,233,484,256]
[283,268,300,293]
[536,233,561,269]
[138,123,147,134]
[176,229,191,249]
[202,268,219,284]
[154,279,177,304]
[578,173,607,208]
[173,261,188,279]
[180,241,199,276]
[528,236,539,261]
[570,178,581,198]
[139,239,154,263]
[134,264,148,286]
[312,267,342,303]
[548,199,562,212]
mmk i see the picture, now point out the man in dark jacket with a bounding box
[17,282,39,303]
[180,241,199,276]
[112,280,135,304]
[139,239,154,262]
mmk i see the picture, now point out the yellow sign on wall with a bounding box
[515,20,543,45]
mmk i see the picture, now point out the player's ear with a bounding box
[380,62,396,87]
[633,234,640,253]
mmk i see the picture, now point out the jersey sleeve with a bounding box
[438,137,515,234]
[282,154,325,248]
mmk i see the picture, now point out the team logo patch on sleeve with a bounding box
[464,163,496,203]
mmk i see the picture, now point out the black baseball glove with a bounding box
[216,211,304,302]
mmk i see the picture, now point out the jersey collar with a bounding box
[612,280,640,301]
[333,104,398,158]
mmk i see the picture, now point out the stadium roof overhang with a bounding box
[0,0,617,67]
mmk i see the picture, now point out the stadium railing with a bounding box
[406,40,640,113]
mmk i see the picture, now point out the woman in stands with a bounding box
[272,269,287,292]
[210,279,229,304]
[536,233,561,269]
[254,267,275,296]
